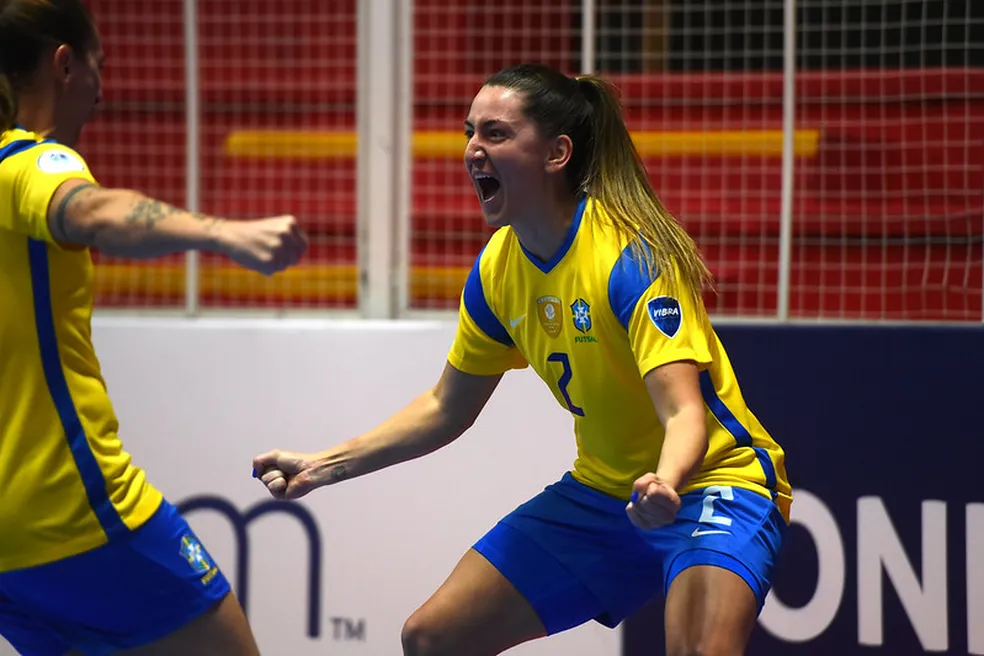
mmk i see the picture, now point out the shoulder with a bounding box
[1,130,91,178]
[585,201,661,329]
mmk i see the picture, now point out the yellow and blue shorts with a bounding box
[0,499,230,656]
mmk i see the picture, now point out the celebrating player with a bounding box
[0,1,307,654]
[254,63,792,656]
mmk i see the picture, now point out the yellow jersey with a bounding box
[0,128,162,572]
[448,196,792,522]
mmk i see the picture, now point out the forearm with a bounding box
[654,406,708,490]
[58,184,226,258]
[308,388,468,486]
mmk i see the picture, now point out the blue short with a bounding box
[0,499,231,656]
[473,472,787,635]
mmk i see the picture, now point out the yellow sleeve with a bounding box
[0,141,98,242]
[607,240,712,378]
[627,272,713,377]
[446,249,528,376]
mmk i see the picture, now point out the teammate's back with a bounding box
[0,126,163,572]
[0,2,306,652]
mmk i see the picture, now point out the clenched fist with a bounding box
[219,215,308,276]
[625,473,681,531]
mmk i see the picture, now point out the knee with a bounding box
[401,612,451,656]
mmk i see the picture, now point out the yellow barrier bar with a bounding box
[94,264,470,302]
[224,129,819,160]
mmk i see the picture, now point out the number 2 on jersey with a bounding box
[547,352,585,416]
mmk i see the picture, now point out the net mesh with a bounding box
[81,0,982,320]
[86,0,358,311]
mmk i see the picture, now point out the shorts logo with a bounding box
[570,298,592,333]
[179,534,212,575]
[36,150,85,174]
[537,295,563,338]
[647,296,682,339]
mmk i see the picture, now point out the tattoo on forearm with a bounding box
[54,183,98,240]
[123,201,218,232]
[191,211,220,231]
[123,199,180,228]
[329,465,348,483]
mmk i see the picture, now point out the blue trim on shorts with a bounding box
[0,500,230,656]
[473,472,786,632]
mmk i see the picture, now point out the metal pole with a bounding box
[395,0,414,316]
[183,0,200,315]
[777,0,797,321]
[581,0,596,74]
[356,0,398,318]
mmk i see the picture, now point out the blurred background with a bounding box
[81,0,982,323]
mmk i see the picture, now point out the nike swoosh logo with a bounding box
[691,528,731,537]
[509,314,526,328]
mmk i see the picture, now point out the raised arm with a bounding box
[47,179,307,275]
[253,362,503,499]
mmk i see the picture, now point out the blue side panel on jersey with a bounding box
[699,370,778,492]
[462,247,513,347]
[608,237,660,330]
[27,239,128,539]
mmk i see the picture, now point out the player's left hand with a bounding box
[626,473,681,531]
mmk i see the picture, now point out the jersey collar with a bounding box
[519,194,588,274]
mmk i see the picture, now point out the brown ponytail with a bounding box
[575,75,714,303]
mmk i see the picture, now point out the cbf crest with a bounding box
[570,298,592,333]
[179,534,212,575]
[537,295,563,337]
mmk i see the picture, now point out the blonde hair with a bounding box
[483,64,714,305]
[575,74,714,303]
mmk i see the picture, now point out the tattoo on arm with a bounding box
[123,199,179,229]
[123,201,219,232]
[191,211,219,231]
[328,465,348,483]
[54,183,98,241]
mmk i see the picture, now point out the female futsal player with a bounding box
[254,63,792,656]
[0,1,307,653]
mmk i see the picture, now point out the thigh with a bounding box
[657,485,788,656]
[403,548,548,656]
[115,591,257,656]
[663,565,758,656]
[0,500,254,656]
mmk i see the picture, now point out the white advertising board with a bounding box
[0,318,620,656]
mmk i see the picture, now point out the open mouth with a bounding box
[474,173,501,203]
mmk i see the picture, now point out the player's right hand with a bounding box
[219,215,308,276]
[251,449,321,500]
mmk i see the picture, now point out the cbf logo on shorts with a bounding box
[647,296,682,338]
[179,534,212,575]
